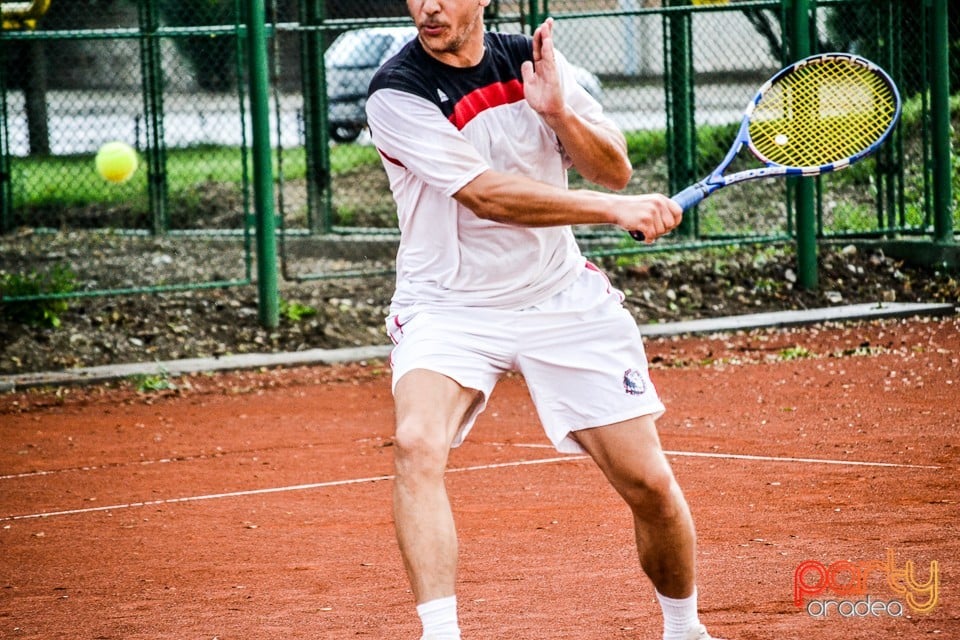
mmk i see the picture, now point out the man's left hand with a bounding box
[521,18,566,119]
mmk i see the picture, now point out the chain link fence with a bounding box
[1,0,956,309]
[545,0,957,247]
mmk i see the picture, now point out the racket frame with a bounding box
[641,52,902,233]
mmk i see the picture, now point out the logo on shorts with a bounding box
[623,368,647,395]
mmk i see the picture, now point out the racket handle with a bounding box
[670,184,708,212]
[630,184,707,242]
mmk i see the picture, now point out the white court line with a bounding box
[0,454,219,481]
[0,451,940,522]
[4,443,939,483]
[511,443,941,470]
[662,450,941,469]
[0,472,394,522]
[0,456,586,522]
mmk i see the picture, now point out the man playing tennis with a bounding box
[366,1,721,639]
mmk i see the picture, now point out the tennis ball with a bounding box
[95,141,138,184]
[774,133,789,146]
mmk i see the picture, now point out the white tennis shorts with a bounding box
[385,264,665,453]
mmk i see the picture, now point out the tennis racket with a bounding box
[632,52,901,241]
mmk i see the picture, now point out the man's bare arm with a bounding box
[454,170,681,243]
[521,18,632,191]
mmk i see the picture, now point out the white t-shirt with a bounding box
[366,31,611,310]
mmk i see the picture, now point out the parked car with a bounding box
[325,27,416,142]
[325,27,604,143]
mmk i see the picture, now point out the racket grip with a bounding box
[630,183,707,242]
[671,184,708,212]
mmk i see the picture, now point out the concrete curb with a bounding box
[1,302,954,393]
[638,301,956,336]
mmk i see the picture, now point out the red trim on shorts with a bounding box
[585,261,623,302]
[388,315,404,346]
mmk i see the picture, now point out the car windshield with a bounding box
[327,31,395,69]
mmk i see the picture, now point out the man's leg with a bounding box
[575,415,706,639]
[393,368,484,637]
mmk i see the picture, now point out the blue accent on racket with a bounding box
[630,52,901,242]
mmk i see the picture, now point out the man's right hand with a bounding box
[616,194,683,243]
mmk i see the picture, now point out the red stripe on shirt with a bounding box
[378,148,405,168]
[448,79,525,130]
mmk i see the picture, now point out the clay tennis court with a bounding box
[2,314,957,639]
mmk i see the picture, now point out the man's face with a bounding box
[406,0,489,66]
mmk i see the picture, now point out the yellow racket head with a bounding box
[747,53,901,169]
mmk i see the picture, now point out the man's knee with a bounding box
[393,417,451,477]
[616,465,686,520]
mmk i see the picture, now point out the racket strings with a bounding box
[749,58,898,167]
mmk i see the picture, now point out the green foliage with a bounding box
[624,121,741,174]
[280,299,317,322]
[694,122,741,173]
[134,366,177,393]
[330,145,382,174]
[624,130,667,166]
[696,210,727,237]
[752,276,784,295]
[334,204,358,226]
[779,345,813,361]
[14,143,383,202]
[0,265,77,328]
[897,94,960,229]
[829,201,876,233]
[826,3,960,97]
[13,152,145,211]
[10,92,958,231]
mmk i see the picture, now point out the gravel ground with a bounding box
[1,229,957,376]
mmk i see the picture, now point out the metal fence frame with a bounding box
[0,0,955,329]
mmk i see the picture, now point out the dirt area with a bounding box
[0,230,958,376]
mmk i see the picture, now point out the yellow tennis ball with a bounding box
[95,141,138,184]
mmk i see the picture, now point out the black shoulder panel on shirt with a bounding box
[368,31,534,122]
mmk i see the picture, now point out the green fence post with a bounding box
[246,0,279,328]
[929,0,953,244]
[789,0,816,289]
[0,40,10,233]
[526,0,542,31]
[137,0,169,235]
[300,0,332,234]
[876,0,904,233]
[663,0,695,238]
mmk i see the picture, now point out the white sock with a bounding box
[656,589,700,640]
[416,595,461,640]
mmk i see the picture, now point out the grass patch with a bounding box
[0,264,77,328]
[280,299,318,323]
[8,92,958,232]
[778,345,814,360]
[625,129,667,166]
[133,366,177,393]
